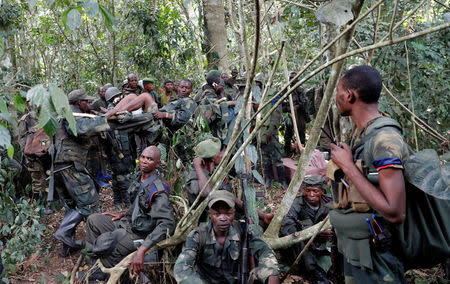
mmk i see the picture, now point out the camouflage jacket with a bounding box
[54,106,110,170]
[185,168,232,205]
[160,96,197,131]
[122,85,143,96]
[281,195,330,236]
[258,93,283,140]
[123,172,176,249]
[174,221,279,284]
[91,98,107,113]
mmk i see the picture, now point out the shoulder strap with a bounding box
[148,179,170,208]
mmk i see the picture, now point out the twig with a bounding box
[70,254,83,284]
[367,4,381,63]
[280,0,315,11]
[432,0,450,10]
[389,0,399,41]
[227,0,242,35]
[404,41,419,151]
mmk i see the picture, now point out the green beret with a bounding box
[302,174,326,188]
[194,137,221,159]
[142,78,155,84]
[208,190,235,209]
[68,89,94,104]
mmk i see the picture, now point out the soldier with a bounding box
[90,86,108,114]
[281,72,309,156]
[221,72,238,100]
[329,66,407,283]
[160,80,177,106]
[185,137,274,223]
[281,175,331,284]
[84,146,175,281]
[174,190,280,284]
[53,89,110,257]
[153,79,197,132]
[122,74,143,95]
[104,87,135,206]
[258,85,287,188]
[142,78,161,107]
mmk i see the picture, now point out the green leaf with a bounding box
[252,170,265,185]
[13,94,26,112]
[67,9,82,30]
[0,125,11,148]
[0,97,7,113]
[38,94,59,137]
[0,36,4,59]
[83,0,99,17]
[157,144,167,163]
[98,4,116,32]
[27,84,48,107]
[28,0,38,9]
[7,145,14,158]
[246,145,258,164]
[49,84,76,136]
[235,155,245,174]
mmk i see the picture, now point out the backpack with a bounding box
[354,116,450,269]
[24,128,51,157]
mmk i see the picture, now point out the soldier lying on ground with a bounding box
[281,175,332,284]
[185,137,274,224]
[174,190,280,284]
[83,146,175,281]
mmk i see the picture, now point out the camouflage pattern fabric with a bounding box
[85,172,175,267]
[122,85,142,96]
[54,166,98,216]
[281,196,330,273]
[91,98,107,113]
[26,160,49,194]
[174,221,279,284]
[258,93,283,167]
[160,96,197,131]
[330,116,408,282]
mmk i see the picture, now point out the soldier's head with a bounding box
[127,74,138,89]
[105,87,123,105]
[68,89,94,113]
[301,175,326,207]
[174,80,180,94]
[221,73,229,84]
[289,72,298,86]
[206,73,222,93]
[194,137,222,165]
[231,68,238,79]
[98,86,106,99]
[208,190,236,234]
[336,66,382,116]
[164,80,174,92]
[142,78,155,92]
[139,146,161,174]
[178,79,193,98]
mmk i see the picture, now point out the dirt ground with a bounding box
[6,185,448,284]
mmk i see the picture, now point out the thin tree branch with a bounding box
[227,0,242,35]
[404,41,419,151]
[389,0,399,41]
[279,0,315,11]
[367,4,381,63]
[432,0,450,10]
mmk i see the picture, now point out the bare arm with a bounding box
[331,143,406,223]
[193,157,211,198]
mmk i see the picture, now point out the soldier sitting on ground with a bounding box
[83,146,175,281]
[174,190,280,284]
[280,175,332,284]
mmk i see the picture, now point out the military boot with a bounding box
[54,209,84,256]
[276,166,288,189]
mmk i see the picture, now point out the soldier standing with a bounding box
[122,74,143,95]
[53,89,110,257]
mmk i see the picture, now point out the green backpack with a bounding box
[353,116,450,269]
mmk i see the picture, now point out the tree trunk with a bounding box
[202,0,229,71]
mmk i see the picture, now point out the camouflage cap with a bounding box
[194,137,221,159]
[208,190,235,209]
[142,78,155,84]
[302,174,326,188]
[105,87,122,102]
[68,89,94,104]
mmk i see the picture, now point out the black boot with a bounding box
[54,209,84,255]
[276,166,288,189]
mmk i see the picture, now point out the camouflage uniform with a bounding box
[330,116,409,284]
[281,193,331,280]
[281,86,308,153]
[17,111,49,195]
[122,85,143,96]
[91,98,107,113]
[85,172,175,268]
[174,220,279,284]
[159,96,197,132]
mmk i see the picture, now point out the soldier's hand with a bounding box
[102,212,124,221]
[330,142,354,172]
[129,246,146,277]
[153,111,164,119]
[193,157,205,168]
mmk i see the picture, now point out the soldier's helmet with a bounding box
[105,87,122,102]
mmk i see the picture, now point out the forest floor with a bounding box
[6,184,448,284]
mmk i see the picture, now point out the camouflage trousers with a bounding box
[261,136,283,167]
[26,159,48,194]
[85,214,149,268]
[54,164,99,217]
[343,250,406,284]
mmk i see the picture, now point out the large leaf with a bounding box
[49,84,76,136]
[14,94,26,113]
[0,98,16,127]
[38,92,59,137]
[67,9,82,30]
[246,144,258,164]
[82,0,99,17]
[98,4,116,32]
[235,154,245,174]
[252,169,265,185]
[0,125,11,148]
[315,0,353,26]
[27,84,48,107]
